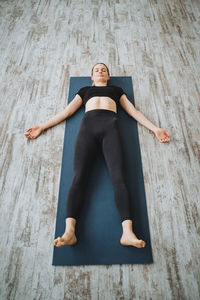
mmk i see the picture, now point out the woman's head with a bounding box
[91,63,110,86]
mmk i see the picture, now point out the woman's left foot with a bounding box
[120,232,146,248]
[54,230,77,247]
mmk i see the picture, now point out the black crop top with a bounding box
[76,85,127,107]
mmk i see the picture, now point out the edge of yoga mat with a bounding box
[52,76,154,266]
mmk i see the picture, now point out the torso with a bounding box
[85,97,117,113]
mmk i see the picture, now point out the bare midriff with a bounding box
[85,97,117,113]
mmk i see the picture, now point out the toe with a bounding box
[54,237,61,246]
[54,241,59,247]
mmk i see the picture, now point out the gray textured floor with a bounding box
[0,0,199,299]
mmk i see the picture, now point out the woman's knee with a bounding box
[71,172,88,186]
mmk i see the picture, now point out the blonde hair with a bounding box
[91,63,110,86]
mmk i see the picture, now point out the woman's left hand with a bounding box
[154,127,170,143]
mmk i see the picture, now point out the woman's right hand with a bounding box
[24,125,44,139]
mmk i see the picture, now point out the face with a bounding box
[91,64,110,84]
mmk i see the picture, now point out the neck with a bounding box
[94,82,108,86]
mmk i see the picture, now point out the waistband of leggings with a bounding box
[84,109,117,117]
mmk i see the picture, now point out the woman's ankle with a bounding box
[65,217,77,232]
[121,219,133,233]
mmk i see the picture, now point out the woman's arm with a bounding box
[25,95,82,139]
[39,95,82,130]
[119,94,170,143]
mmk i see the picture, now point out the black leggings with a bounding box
[65,109,132,223]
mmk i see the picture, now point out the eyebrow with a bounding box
[95,67,106,70]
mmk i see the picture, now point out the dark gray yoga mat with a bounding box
[52,76,153,266]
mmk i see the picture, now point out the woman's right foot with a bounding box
[54,230,77,247]
[120,231,146,248]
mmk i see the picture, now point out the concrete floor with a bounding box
[0,0,199,299]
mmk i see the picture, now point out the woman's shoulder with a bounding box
[110,85,126,97]
[109,84,122,89]
[78,85,91,91]
[109,84,124,91]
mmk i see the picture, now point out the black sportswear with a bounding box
[65,109,132,223]
[76,85,127,107]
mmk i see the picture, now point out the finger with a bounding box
[26,128,32,132]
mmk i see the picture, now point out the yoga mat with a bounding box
[52,76,153,266]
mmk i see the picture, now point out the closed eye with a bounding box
[95,68,106,72]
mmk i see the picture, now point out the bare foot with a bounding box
[120,231,146,248]
[54,230,77,247]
